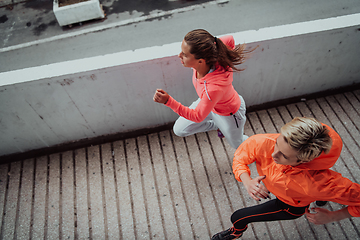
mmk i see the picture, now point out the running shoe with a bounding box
[315,201,328,207]
[211,227,243,240]
[217,129,225,138]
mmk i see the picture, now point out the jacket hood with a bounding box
[292,124,343,171]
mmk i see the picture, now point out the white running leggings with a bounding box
[173,95,247,149]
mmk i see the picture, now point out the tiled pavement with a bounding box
[0,90,360,239]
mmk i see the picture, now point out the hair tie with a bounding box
[214,37,217,43]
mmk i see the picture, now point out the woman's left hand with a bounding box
[305,208,333,225]
[153,89,170,104]
[305,206,352,225]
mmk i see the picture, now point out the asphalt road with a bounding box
[1,0,360,72]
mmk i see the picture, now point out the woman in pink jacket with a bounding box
[153,29,254,149]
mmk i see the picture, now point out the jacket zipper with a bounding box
[203,80,211,101]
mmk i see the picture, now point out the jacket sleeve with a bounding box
[165,85,224,123]
[309,170,360,217]
[333,176,360,217]
[232,137,258,182]
[165,92,219,122]
[348,205,360,217]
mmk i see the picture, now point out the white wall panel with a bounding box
[0,14,359,156]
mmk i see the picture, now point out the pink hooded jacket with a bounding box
[233,124,360,217]
[165,35,241,122]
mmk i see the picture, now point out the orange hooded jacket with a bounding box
[233,124,360,217]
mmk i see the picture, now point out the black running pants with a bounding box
[231,198,308,233]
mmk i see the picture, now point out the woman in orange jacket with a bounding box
[153,29,254,149]
[212,117,360,240]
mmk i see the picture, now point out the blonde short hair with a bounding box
[280,117,333,162]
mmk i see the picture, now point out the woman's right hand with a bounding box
[153,89,169,104]
[242,174,270,201]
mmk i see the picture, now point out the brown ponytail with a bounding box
[184,29,256,72]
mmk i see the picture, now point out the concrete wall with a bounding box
[1,13,360,157]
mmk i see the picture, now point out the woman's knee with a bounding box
[173,127,186,137]
[231,208,245,224]
[173,121,187,137]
